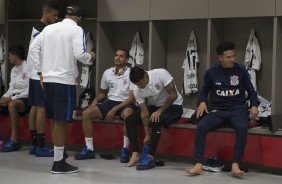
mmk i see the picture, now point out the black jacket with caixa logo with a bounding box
[198,63,259,111]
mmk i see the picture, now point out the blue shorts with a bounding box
[97,99,138,120]
[148,105,183,127]
[0,98,30,116]
[43,82,76,122]
[28,79,45,106]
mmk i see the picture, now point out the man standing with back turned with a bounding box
[29,5,96,174]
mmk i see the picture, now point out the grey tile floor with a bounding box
[0,147,282,184]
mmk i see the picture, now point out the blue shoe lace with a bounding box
[140,154,153,165]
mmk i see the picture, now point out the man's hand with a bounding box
[39,74,44,90]
[88,99,98,108]
[143,135,150,144]
[105,108,116,121]
[90,52,96,61]
[150,110,161,122]
[196,102,209,118]
[0,97,11,106]
[249,106,259,119]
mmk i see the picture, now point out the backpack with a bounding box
[77,88,95,110]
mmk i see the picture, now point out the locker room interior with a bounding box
[0,0,282,183]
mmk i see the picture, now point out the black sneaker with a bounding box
[51,159,79,174]
[202,156,213,171]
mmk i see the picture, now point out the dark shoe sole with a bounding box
[74,155,96,160]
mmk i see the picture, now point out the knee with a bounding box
[234,124,248,133]
[122,108,134,119]
[82,108,93,120]
[196,123,209,135]
[124,113,136,127]
[8,101,17,113]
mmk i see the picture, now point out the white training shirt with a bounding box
[3,60,29,100]
[26,24,45,80]
[134,68,183,107]
[100,67,134,102]
[244,28,261,92]
[80,32,95,88]
[28,18,92,85]
[128,31,144,67]
[182,30,199,95]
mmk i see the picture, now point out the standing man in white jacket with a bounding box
[0,45,30,152]
[29,5,96,174]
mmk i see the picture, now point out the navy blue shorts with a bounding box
[0,98,30,116]
[28,79,45,106]
[97,99,138,120]
[43,82,76,122]
[148,105,183,127]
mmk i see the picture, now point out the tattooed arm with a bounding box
[150,80,178,122]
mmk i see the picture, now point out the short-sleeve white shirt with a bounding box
[134,68,183,106]
[100,67,133,102]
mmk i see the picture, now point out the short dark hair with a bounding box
[115,48,129,59]
[216,41,235,55]
[129,66,145,84]
[43,1,60,12]
[8,45,25,60]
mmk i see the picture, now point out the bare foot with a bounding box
[125,152,140,167]
[231,163,245,178]
[186,163,203,176]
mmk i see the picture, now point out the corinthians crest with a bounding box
[230,75,239,86]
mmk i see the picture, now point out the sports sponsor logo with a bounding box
[216,89,240,96]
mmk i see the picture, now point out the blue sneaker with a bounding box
[36,145,54,157]
[120,148,129,163]
[136,154,155,170]
[74,146,95,160]
[140,144,150,162]
[29,146,37,155]
[1,140,22,152]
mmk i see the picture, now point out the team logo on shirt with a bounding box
[109,81,114,88]
[22,73,27,80]
[230,75,239,86]
[123,78,128,85]
[154,83,161,91]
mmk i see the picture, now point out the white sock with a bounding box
[123,136,130,148]
[54,146,64,162]
[85,137,94,151]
